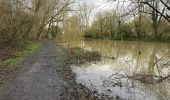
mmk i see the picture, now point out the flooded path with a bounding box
[62,39,170,100]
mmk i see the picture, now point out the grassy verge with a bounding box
[0,42,42,74]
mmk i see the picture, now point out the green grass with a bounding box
[0,42,42,73]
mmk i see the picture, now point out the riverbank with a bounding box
[1,39,167,99]
[0,40,106,100]
[84,37,170,43]
[57,45,115,99]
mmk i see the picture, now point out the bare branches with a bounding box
[0,0,74,46]
[141,0,170,22]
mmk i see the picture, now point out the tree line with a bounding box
[64,0,170,41]
[1,0,170,48]
[0,0,73,49]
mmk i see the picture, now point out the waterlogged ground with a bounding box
[61,39,170,100]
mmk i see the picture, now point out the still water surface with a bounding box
[62,39,170,100]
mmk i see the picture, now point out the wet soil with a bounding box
[0,40,64,100]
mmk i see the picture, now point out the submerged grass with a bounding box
[0,42,42,73]
[53,43,101,66]
[54,44,103,99]
[65,47,101,65]
[56,45,114,99]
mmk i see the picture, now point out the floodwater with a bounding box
[61,39,170,100]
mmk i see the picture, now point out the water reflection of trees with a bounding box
[64,39,170,76]
[64,39,170,99]
[64,39,170,77]
[82,40,170,76]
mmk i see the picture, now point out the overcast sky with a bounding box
[78,0,106,5]
[74,0,115,12]
[73,0,132,24]
[71,0,115,24]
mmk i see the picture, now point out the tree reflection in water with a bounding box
[61,39,170,99]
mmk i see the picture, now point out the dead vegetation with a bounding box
[65,47,101,65]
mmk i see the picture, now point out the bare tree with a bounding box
[110,0,170,22]
[75,2,94,33]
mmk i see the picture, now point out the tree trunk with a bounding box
[36,25,44,40]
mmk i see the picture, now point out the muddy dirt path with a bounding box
[0,40,64,100]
